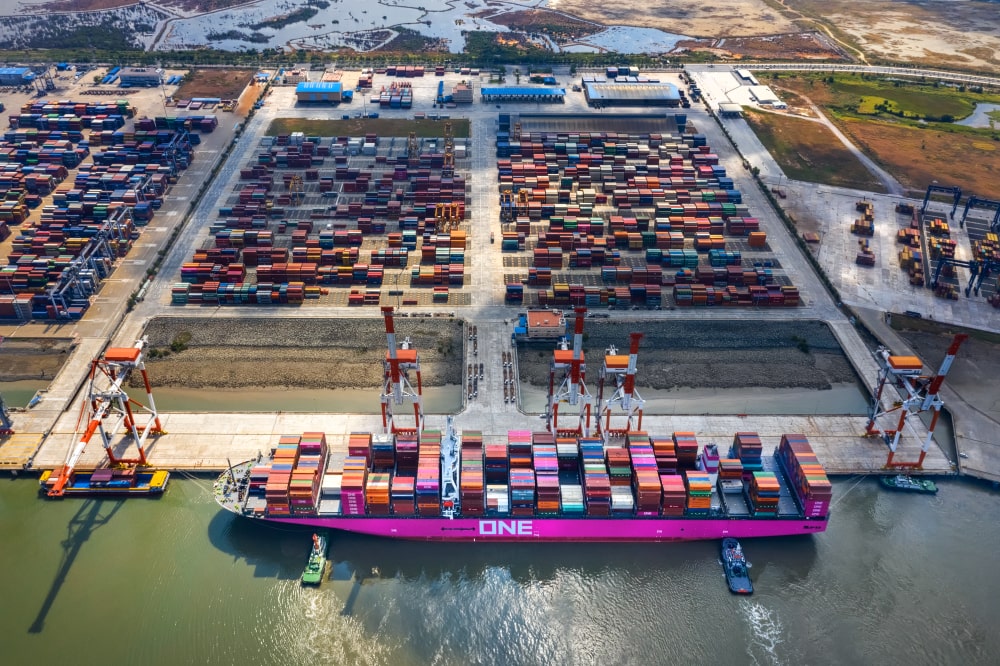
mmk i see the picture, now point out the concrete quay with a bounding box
[29,410,951,476]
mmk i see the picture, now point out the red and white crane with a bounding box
[865,333,967,469]
[46,338,164,497]
[596,332,645,441]
[545,307,592,436]
[380,306,424,436]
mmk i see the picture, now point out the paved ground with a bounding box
[1,65,972,479]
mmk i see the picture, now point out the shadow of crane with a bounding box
[29,498,125,634]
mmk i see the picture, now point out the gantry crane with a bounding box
[959,195,1000,230]
[380,306,424,436]
[45,338,164,497]
[407,131,419,161]
[442,121,455,177]
[545,307,592,437]
[288,174,304,205]
[434,202,461,234]
[920,183,962,218]
[865,334,967,469]
[595,332,645,442]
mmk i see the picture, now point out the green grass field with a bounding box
[744,110,887,193]
[768,73,999,122]
[266,118,471,138]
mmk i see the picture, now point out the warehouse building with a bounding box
[583,82,681,108]
[719,102,743,118]
[0,67,33,86]
[119,67,163,87]
[451,81,474,104]
[295,81,343,104]
[748,85,786,108]
[481,87,565,103]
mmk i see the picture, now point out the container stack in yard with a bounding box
[174,129,469,307]
[497,119,798,309]
[897,208,924,286]
[1,100,193,321]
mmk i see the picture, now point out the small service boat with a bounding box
[879,475,938,494]
[721,537,753,595]
[301,533,328,586]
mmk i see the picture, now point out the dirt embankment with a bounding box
[138,318,857,393]
[138,317,465,390]
[0,339,75,381]
[518,319,858,391]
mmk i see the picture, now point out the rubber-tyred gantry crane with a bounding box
[596,332,645,441]
[545,307,592,437]
[381,306,424,436]
[865,334,967,469]
[46,338,164,497]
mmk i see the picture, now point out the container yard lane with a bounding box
[8,69,957,478]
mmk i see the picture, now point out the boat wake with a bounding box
[741,600,784,666]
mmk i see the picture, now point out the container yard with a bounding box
[497,114,797,308]
[0,97,202,321]
[171,121,473,308]
[5,70,994,486]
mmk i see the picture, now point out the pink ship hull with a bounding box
[249,515,828,542]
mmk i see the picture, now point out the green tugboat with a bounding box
[301,533,328,586]
[879,475,938,494]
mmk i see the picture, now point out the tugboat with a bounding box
[300,533,328,586]
[721,538,753,595]
[879,474,938,494]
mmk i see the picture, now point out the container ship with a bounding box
[214,429,831,543]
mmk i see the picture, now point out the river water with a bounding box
[1,473,996,665]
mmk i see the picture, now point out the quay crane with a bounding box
[380,306,424,436]
[545,307,592,437]
[45,338,164,497]
[595,332,645,442]
[865,334,967,469]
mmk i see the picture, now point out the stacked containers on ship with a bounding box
[531,432,559,515]
[319,464,342,516]
[555,436,584,514]
[290,431,327,515]
[627,432,662,515]
[460,431,485,515]
[717,458,744,494]
[732,432,763,473]
[580,438,611,515]
[777,434,832,518]
[684,470,712,516]
[340,456,368,515]
[606,446,633,514]
[673,432,699,469]
[265,436,300,516]
[395,434,419,471]
[485,440,509,514]
[746,472,781,517]
[660,475,686,516]
[366,471,391,515]
[417,430,441,515]
[650,435,677,474]
[508,431,534,516]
